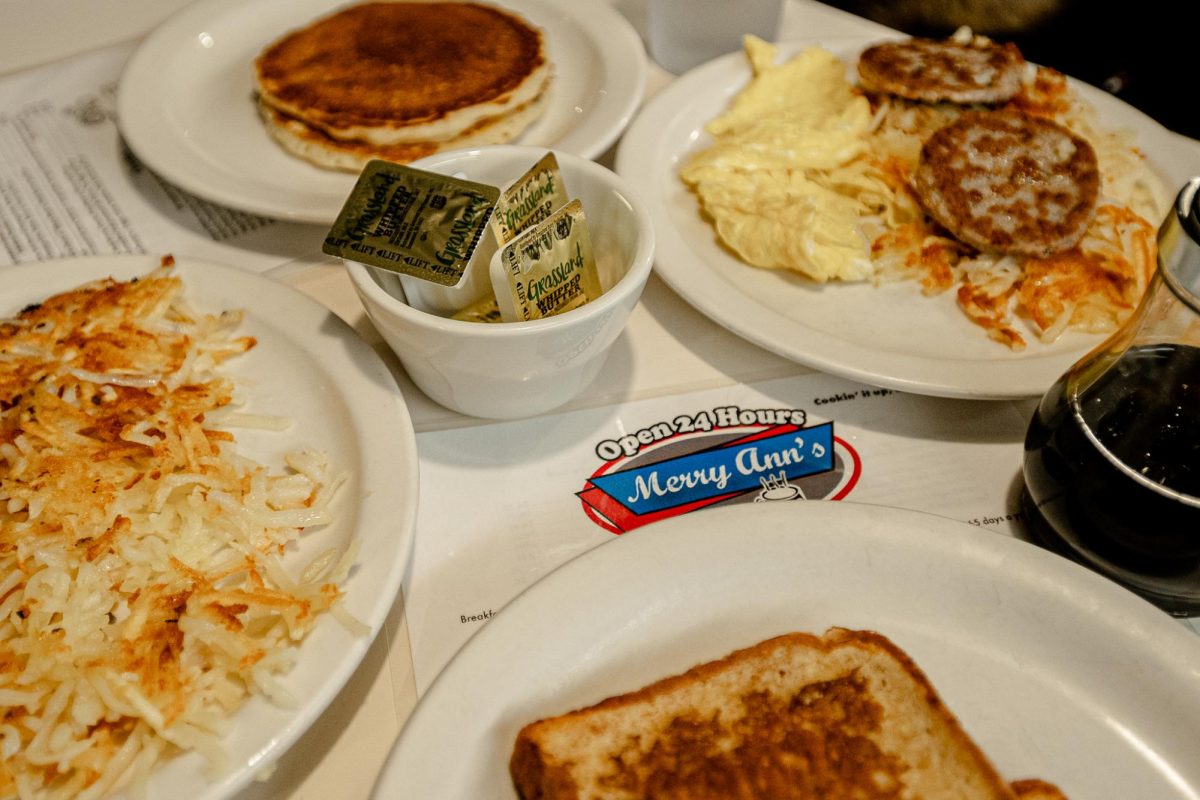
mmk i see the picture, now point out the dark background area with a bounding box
[820,0,1196,139]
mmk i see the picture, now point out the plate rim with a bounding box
[0,253,420,800]
[373,499,1200,796]
[615,34,1200,399]
[116,0,647,223]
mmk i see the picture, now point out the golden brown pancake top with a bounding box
[255,2,547,130]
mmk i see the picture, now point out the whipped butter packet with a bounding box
[456,153,569,323]
[489,199,602,322]
[490,153,568,246]
[451,294,504,324]
[323,159,498,288]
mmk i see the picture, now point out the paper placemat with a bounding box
[405,372,1055,691]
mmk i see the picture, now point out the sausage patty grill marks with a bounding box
[857,38,1026,104]
[913,111,1100,256]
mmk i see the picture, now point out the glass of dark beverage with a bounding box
[1023,177,1200,615]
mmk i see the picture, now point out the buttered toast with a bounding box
[1012,779,1069,800]
[511,629,1044,800]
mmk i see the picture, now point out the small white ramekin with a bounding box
[344,145,655,419]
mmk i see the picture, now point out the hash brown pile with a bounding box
[0,260,349,797]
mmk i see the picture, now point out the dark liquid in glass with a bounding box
[1022,343,1200,613]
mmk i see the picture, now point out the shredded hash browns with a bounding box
[864,65,1162,348]
[0,258,352,799]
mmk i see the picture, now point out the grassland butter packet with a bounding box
[454,153,570,323]
[451,294,504,323]
[490,152,569,245]
[323,159,499,287]
[489,199,602,322]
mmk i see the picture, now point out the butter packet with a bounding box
[490,153,568,245]
[489,199,602,322]
[453,153,568,323]
[322,159,499,288]
[451,294,504,324]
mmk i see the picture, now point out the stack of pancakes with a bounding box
[255,1,552,171]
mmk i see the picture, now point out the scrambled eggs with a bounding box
[680,37,893,282]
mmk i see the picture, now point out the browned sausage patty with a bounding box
[914,111,1100,257]
[858,37,1026,104]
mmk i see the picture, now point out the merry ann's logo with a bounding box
[578,405,861,534]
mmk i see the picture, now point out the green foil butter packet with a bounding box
[490,199,602,322]
[322,159,499,287]
[451,294,504,324]
[490,152,568,246]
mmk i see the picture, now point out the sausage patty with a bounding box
[913,111,1100,257]
[858,37,1026,105]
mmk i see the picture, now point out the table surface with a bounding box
[2,2,1198,798]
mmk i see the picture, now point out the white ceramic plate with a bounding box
[616,36,1200,399]
[117,0,646,224]
[374,501,1200,798]
[2,255,419,800]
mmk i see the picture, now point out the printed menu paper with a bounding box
[406,372,1049,693]
[0,44,320,272]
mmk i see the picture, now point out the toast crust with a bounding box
[1011,778,1069,799]
[510,629,1019,800]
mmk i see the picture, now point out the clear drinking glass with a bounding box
[1022,177,1200,614]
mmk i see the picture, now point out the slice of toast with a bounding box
[1012,779,1069,799]
[510,628,1020,800]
